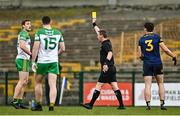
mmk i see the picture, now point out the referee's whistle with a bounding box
[92,12,96,19]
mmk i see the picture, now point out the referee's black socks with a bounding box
[89,90,100,106]
[114,90,124,107]
[160,100,167,110]
[146,101,150,107]
[160,100,165,106]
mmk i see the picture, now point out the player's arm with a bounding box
[31,41,40,62]
[31,33,40,72]
[92,18,100,35]
[138,39,144,60]
[103,42,113,72]
[31,41,40,72]
[159,42,177,65]
[58,35,65,54]
[20,40,31,55]
[103,51,112,72]
[107,51,113,61]
[58,42,65,54]
[138,46,144,60]
[32,32,40,62]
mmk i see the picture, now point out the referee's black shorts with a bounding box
[98,65,117,83]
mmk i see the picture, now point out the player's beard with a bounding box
[26,28,31,32]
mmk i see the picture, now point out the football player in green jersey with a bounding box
[11,19,32,109]
[31,16,65,111]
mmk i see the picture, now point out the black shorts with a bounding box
[98,66,117,83]
[143,63,163,76]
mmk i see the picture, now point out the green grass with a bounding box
[0,106,180,115]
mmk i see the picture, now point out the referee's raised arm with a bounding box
[92,18,100,35]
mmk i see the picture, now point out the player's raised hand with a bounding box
[172,57,177,65]
[139,54,144,61]
[92,18,96,23]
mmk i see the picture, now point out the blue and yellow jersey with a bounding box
[138,33,163,64]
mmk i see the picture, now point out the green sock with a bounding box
[37,102,42,105]
[13,98,18,103]
[18,99,22,104]
[13,98,18,102]
[50,103,54,107]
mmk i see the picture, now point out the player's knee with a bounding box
[158,79,164,84]
[49,84,56,90]
[95,86,101,91]
[110,83,118,91]
[112,87,119,91]
[95,85,102,91]
[145,83,151,88]
[111,85,118,91]
[18,79,26,86]
[36,78,42,84]
[25,79,28,85]
[22,79,28,86]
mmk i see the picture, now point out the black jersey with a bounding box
[100,39,114,66]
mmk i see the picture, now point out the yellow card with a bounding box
[92,12,96,19]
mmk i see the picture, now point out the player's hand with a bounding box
[32,62,37,72]
[172,57,177,65]
[139,54,144,61]
[92,18,96,23]
[139,56,144,61]
[103,64,109,72]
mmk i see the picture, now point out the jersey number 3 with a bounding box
[145,39,153,52]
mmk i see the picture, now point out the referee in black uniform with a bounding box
[82,18,125,110]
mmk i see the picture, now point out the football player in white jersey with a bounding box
[31,16,65,111]
[12,19,31,109]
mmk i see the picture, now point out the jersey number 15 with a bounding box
[44,38,57,50]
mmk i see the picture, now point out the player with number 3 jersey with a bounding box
[138,22,177,110]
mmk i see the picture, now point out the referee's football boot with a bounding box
[117,105,126,110]
[82,103,93,110]
[146,106,151,110]
[160,105,167,110]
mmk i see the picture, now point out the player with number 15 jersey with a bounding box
[31,16,65,111]
[34,28,64,75]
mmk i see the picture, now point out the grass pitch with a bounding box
[0,106,180,115]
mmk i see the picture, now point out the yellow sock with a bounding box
[50,103,54,107]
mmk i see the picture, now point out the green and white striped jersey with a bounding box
[34,28,64,63]
[16,29,31,60]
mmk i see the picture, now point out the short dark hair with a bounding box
[99,30,107,38]
[42,16,51,25]
[21,19,30,26]
[144,22,154,32]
